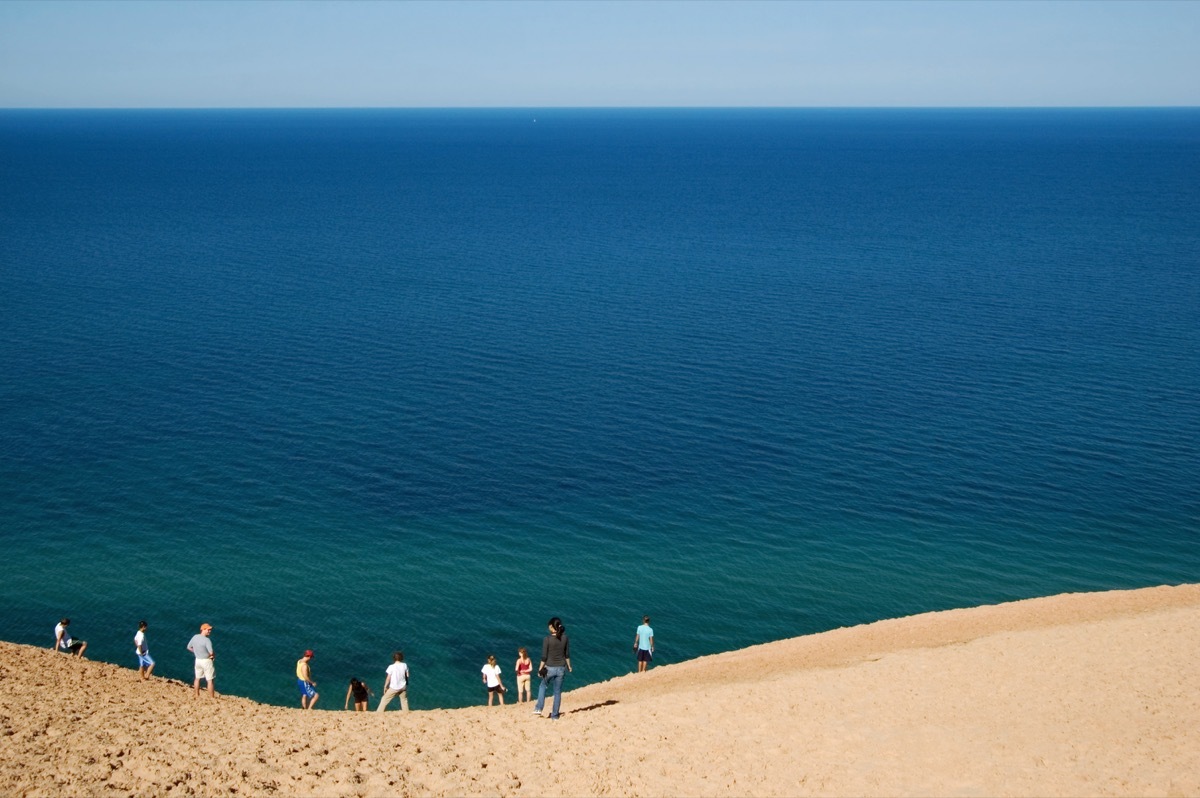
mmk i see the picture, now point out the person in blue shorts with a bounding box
[296,649,319,709]
[633,615,654,673]
[134,620,155,680]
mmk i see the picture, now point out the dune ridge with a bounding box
[2,583,1198,796]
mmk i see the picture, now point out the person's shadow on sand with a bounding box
[567,700,618,714]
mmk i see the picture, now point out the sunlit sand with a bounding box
[3,584,1197,797]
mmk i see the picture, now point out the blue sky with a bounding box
[1,0,1197,108]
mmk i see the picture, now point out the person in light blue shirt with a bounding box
[633,615,654,673]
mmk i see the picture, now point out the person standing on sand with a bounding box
[481,654,505,705]
[53,618,87,658]
[187,623,216,699]
[514,647,533,703]
[296,649,319,709]
[533,617,572,720]
[634,615,654,673]
[345,677,372,711]
[134,620,155,680]
[376,651,410,712]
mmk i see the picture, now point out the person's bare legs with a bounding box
[76,641,87,659]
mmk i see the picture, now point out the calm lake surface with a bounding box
[1,108,1197,708]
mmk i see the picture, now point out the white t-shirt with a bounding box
[481,663,502,687]
[134,630,146,654]
[385,661,409,691]
[55,623,71,649]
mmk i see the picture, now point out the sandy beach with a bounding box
[2,583,1198,797]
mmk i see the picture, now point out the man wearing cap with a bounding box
[296,649,319,709]
[187,623,216,699]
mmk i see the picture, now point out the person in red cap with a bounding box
[296,649,318,709]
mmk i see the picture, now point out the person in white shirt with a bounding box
[134,620,155,680]
[376,650,410,712]
[53,618,87,658]
[481,654,505,705]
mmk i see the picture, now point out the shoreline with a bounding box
[3,583,1198,796]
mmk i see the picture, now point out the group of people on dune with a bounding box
[53,614,655,721]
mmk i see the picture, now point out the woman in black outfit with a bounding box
[533,617,572,719]
[345,677,372,711]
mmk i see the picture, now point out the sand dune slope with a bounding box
[2,583,1198,797]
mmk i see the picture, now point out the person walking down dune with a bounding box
[296,649,319,709]
[134,620,155,680]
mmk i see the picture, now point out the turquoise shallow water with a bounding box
[1,109,1198,708]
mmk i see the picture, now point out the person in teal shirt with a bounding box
[634,615,654,673]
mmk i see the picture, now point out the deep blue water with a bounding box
[1,108,1197,709]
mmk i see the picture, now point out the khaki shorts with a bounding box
[194,658,215,681]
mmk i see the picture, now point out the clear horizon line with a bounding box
[2,104,1198,111]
